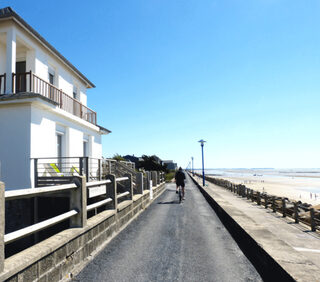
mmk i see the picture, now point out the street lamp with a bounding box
[191,157,194,175]
[198,139,206,186]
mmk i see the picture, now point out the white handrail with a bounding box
[86,180,111,187]
[116,177,129,182]
[4,209,78,244]
[117,191,129,199]
[87,198,112,211]
[5,183,78,200]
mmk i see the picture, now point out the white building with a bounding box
[0,7,110,190]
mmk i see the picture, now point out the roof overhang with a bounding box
[98,125,111,135]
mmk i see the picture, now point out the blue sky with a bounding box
[4,0,320,168]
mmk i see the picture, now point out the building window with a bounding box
[73,85,78,100]
[48,67,55,85]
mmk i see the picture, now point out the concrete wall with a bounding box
[0,183,166,281]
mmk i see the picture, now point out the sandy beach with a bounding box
[209,173,320,206]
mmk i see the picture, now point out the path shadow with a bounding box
[157,201,179,205]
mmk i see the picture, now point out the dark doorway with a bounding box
[16,61,26,92]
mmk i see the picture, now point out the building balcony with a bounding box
[0,72,97,125]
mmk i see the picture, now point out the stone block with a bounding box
[18,263,38,282]
[39,253,54,276]
[47,264,61,281]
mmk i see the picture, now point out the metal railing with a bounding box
[193,173,320,232]
[9,71,97,125]
[33,157,102,187]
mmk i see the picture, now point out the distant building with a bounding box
[162,160,177,170]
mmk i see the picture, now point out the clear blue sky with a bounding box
[4,0,320,168]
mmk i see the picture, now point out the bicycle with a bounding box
[178,185,183,203]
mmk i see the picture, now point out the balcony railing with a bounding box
[1,72,97,125]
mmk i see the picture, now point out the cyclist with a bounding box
[175,167,186,200]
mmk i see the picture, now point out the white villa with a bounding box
[0,7,110,190]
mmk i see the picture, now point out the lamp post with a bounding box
[198,139,206,186]
[191,157,194,175]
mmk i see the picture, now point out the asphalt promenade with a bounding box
[191,174,320,281]
[74,175,262,282]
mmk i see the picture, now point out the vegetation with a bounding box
[165,171,176,182]
[138,155,168,172]
[112,154,126,161]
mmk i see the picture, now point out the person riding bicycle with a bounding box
[175,167,186,200]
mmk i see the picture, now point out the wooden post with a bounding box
[257,192,261,205]
[294,202,299,223]
[264,195,268,209]
[246,188,250,200]
[251,190,254,202]
[70,176,87,228]
[125,173,133,200]
[0,182,4,273]
[106,174,117,210]
[136,172,143,194]
[272,196,276,213]
[282,198,286,217]
[310,208,316,232]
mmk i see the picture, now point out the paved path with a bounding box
[74,175,262,282]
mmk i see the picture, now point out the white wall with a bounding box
[31,105,102,156]
[0,104,31,190]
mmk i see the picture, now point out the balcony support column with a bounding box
[6,27,16,94]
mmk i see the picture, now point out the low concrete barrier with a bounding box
[0,173,166,281]
[188,173,295,281]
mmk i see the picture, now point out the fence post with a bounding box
[146,171,151,190]
[136,172,143,194]
[310,208,316,232]
[34,158,38,188]
[0,182,4,273]
[251,190,254,201]
[294,202,299,223]
[151,171,157,187]
[272,196,276,212]
[264,195,268,209]
[157,171,160,185]
[125,173,133,200]
[257,192,261,205]
[70,176,87,228]
[106,174,117,210]
[282,198,286,217]
[85,157,89,181]
[246,188,249,200]
[98,159,102,180]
